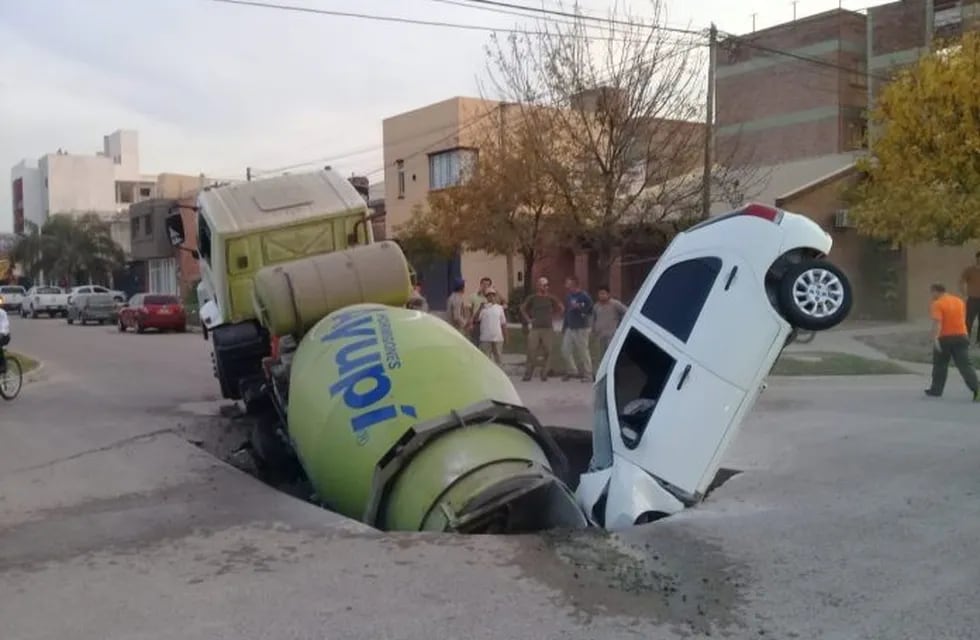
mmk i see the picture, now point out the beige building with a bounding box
[774,163,976,322]
[382,97,513,301]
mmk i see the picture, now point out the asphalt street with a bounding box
[3,315,980,639]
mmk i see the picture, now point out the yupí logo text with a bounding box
[321,307,417,443]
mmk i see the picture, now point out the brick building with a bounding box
[717,0,979,166]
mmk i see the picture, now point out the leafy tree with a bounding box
[483,0,761,284]
[10,221,44,283]
[403,106,565,298]
[850,31,980,244]
[11,213,124,286]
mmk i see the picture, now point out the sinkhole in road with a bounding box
[185,408,741,535]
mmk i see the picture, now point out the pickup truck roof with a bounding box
[198,170,368,236]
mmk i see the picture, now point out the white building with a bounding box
[10,160,44,232]
[9,129,156,234]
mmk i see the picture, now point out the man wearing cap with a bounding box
[446,278,469,334]
[520,276,564,381]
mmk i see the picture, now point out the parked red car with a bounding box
[118,293,188,333]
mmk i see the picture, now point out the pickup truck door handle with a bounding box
[676,364,692,390]
[724,265,738,290]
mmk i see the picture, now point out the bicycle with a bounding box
[0,354,22,401]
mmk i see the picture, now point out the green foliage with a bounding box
[11,213,124,286]
[851,32,980,244]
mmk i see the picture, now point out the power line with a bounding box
[452,0,705,36]
[210,0,687,41]
[721,33,891,81]
[252,115,497,176]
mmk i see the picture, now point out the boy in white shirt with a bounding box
[477,289,508,365]
[0,306,10,374]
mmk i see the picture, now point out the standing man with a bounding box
[960,251,980,344]
[520,276,564,381]
[446,278,469,335]
[561,275,594,382]
[467,276,492,345]
[591,285,628,364]
[925,283,979,400]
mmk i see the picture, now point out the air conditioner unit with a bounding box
[833,209,854,229]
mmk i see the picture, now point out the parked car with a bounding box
[22,286,69,318]
[0,285,27,312]
[117,293,188,333]
[66,292,118,325]
[67,285,126,305]
[575,203,854,530]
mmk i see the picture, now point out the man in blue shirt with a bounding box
[561,275,594,381]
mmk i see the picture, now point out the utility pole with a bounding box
[499,101,515,292]
[792,0,798,20]
[246,167,252,182]
[701,23,717,219]
[751,13,757,31]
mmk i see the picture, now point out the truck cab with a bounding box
[165,169,376,406]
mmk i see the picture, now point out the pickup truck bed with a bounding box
[24,287,69,318]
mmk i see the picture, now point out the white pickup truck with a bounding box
[0,285,27,312]
[22,286,70,318]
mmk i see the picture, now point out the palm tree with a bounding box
[41,213,124,286]
[11,214,125,287]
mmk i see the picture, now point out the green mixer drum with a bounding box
[286,303,582,530]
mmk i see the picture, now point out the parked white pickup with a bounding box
[23,286,70,318]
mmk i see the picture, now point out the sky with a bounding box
[0,0,890,233]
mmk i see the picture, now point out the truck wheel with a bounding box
[778,260,853,332]
[211,323,270,402]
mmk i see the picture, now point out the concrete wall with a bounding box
[104,130,141,182]
[716,9,868,165]
[40,153,117,216]
[129,199,177,260]
[905,243,978,320]
[155,173,212,199]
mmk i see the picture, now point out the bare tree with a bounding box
[482,0,762,283]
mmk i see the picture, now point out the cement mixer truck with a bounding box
[165,170,588,533]
[166,171,853,534]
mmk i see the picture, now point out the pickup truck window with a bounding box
[37,287,62,294]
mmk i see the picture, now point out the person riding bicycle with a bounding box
[0,305,10,374]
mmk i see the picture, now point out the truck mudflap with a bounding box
[361,399,588,533]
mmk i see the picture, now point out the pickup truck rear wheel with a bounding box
[778,259,853,331]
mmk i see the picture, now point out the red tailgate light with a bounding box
[740,203,783,223]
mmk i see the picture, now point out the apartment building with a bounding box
[717,0,979,167]
[382,95,709,304]
[9,130,156,234]
[128,173,218,298]
[382,97,505,308]
[716,9,869,165]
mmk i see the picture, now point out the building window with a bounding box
[132,216,141,239]
[139,187,152,197]
[428,148,478,190]
[396,159,405,199]
[145,214,153,236]
[148,257,178,294]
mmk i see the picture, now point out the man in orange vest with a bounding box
[926,283,980,400]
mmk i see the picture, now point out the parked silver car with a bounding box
[66,293,118,325]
